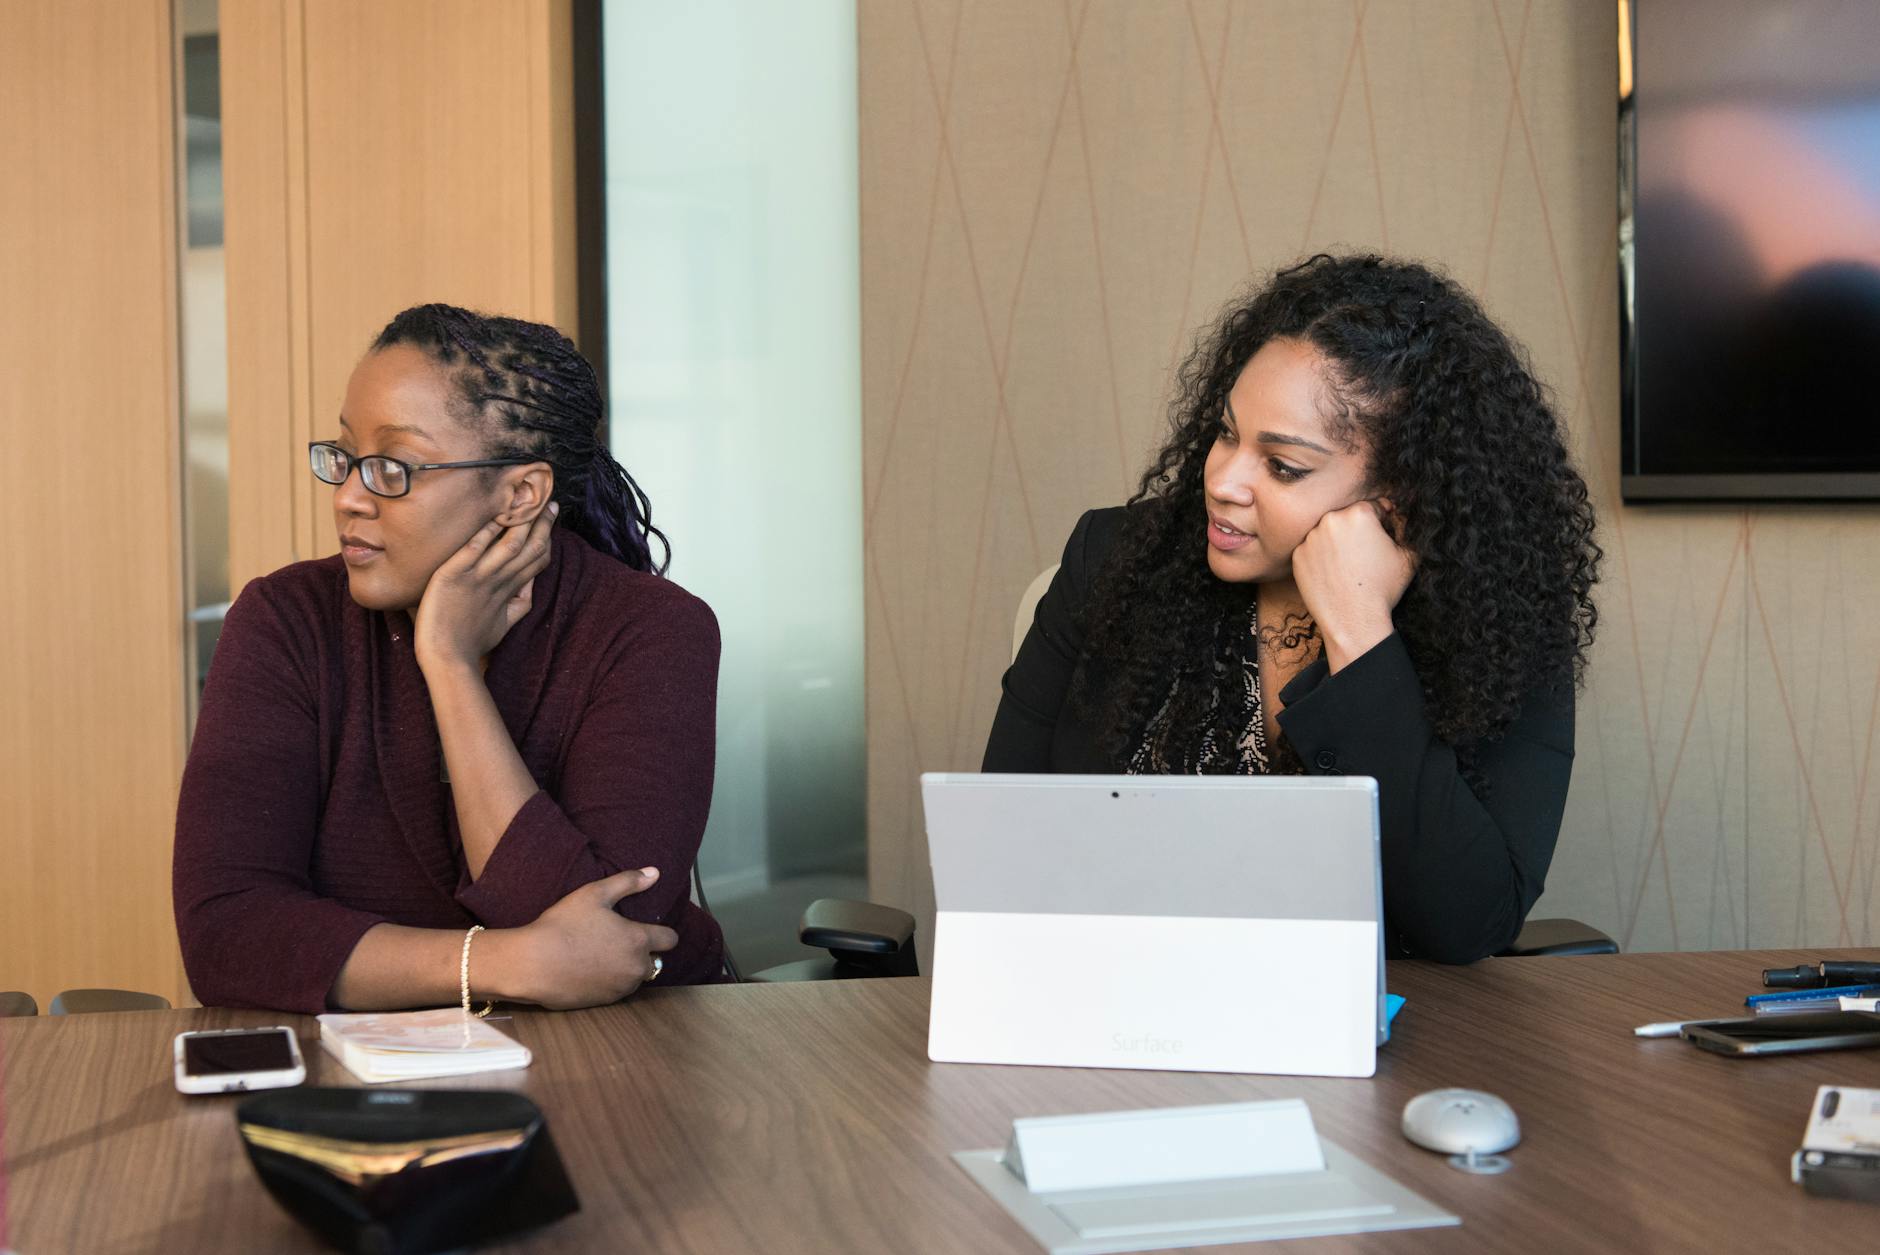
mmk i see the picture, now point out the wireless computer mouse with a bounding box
[1402,1089,1520,1172]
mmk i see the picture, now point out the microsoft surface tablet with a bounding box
[923,773,1385,1078]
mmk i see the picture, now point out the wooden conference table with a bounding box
[2,949,1876,1253]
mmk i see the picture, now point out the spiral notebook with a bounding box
[316,1008,532,1083]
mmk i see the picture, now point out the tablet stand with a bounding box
[952,1100,1457,1254]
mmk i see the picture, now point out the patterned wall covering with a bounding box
[859,0,1880,960]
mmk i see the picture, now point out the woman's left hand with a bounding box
[414,504,557,673]
[1291,499,1415,670]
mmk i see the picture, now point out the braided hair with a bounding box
[371,303,669,574]
[1077,254,1601,772]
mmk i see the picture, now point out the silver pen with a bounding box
[1634,1019,1726,1037]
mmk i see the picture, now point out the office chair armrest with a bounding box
[1498,917,1619,958]
[798,899,919,977]
[800,898,914,953]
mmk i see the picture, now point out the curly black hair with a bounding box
[1074,253,1601,773]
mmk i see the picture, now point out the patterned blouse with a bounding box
[1126,602,1275,775]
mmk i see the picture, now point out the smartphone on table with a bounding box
[1681,1011,1880,1057]
[173,1026,307,1094]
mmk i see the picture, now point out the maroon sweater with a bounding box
[173,528,725,1012]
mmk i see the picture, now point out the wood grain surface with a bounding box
[221,0,579,590]
[4,949,1878,1253]
[0,0,189,1013]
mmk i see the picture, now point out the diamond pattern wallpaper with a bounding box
[859,0,1880,961]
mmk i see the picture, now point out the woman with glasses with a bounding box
[984,255,1602,964]
[173,304,724,1014]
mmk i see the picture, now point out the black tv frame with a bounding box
[1616,0,1880,503]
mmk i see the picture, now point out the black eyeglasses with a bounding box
[308,442,537,499]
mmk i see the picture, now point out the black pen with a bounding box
[1762,961,1880,989]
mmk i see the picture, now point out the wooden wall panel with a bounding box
[0,0,189,1008]
[222,0,317,584]
[860,0,1880,959]
[223,0,579,587]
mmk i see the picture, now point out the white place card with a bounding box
[1004,1100,1323,1194]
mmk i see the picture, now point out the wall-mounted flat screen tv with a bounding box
[1621,0,1880,501]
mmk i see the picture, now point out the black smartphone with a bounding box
[1682,1011,1880,1057]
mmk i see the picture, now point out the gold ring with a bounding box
[648,954,664,982]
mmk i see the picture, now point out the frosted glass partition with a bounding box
[602,1,865,948]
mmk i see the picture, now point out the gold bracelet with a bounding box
[459,925,496,1019]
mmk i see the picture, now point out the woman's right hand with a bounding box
[413,506,556,677]
[504,868,678,1009]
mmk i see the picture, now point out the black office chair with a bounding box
[688,864,917,983]
[1496,918,1616,957]
[49,988,173,1014]
[741,896,919,982]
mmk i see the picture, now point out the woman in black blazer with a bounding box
[984,254,1601,964]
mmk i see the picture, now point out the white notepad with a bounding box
[316,1008,532,1083]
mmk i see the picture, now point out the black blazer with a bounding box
[982,506,1574,964]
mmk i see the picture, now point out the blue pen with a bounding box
[1746,984,1880,1011]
